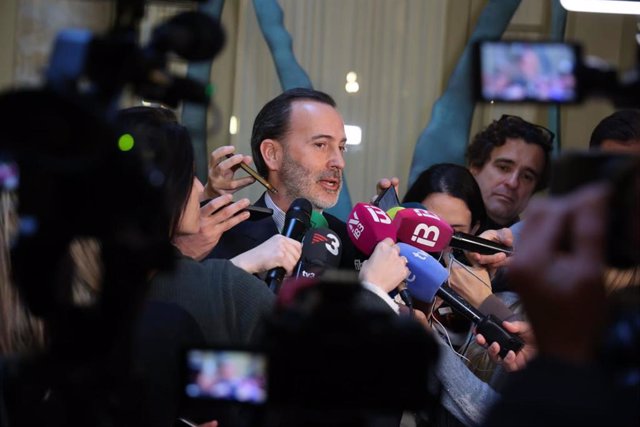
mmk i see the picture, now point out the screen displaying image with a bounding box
[185,349,267,404]
[479,41,578,102]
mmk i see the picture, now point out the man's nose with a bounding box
[328,146,346,170]
[504,171,519,189]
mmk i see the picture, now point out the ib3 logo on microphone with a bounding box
[347,212,365,239]
[364,205,392,224]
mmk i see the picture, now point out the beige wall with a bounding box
[0,0,18,89]
[10,1,113,88]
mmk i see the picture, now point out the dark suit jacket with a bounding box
[208,193,366,272]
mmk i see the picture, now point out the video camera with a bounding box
[474,40,640,108]
[46,0,224,114]
[181,272,440,426]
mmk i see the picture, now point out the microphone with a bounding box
[346,203,414,310]
[294,228,343,279]
[396,203,513,255]
[346,202,396,255]
[398,243,524,358]
[267,198,312,294]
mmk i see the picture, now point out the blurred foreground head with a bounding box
[0,89,174,350]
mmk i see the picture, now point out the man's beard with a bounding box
[280,152,341,210]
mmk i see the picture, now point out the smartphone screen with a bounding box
[185,349,268,405]
[476,41,581,103]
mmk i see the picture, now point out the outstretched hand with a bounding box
[203,146,255,198]
[173,195,251,261]
[230,234,302,275]
[371,177,400,204]
[359,238,409,293]
[476,320,537,372]
[466,227,514,272]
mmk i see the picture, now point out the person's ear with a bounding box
[260,139,283,173]
[469,165,480,177]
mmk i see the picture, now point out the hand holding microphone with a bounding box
[398,243,524,358]
[393,203,514,256]
[231,234,302,275]
[267,198,312,294]
[346,203,411,303]
[359,238,410,294]
[350,200,523,356]
[467,227,514,271]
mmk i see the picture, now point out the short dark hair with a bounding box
[589,109,640,148]
[115,107,194,240]
[466,115,553,192]
[251,88,336,177]
[402,163,487,232]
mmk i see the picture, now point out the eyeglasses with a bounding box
[498,114,555,147]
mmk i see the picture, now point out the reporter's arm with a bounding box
[173,195,251,261]
[230,234,302,275]
[358,238,409,294]
[466,227,513,271]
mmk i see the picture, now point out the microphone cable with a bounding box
[397,281,414,318]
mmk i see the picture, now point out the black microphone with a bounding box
[294,227,343,279]
[436,285,523,358]
[399,243,524,357]
[450,232,514,256]
[267,198,312,294]
[400,202,513,255]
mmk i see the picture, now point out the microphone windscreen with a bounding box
[268,198,312,293]
[310,210,329,229]
[282,198,312,241]
[346,203,396,255]
[286,198,312,222]
[398,243,449,302]
[296,227,342,278]
[393,207,453,252]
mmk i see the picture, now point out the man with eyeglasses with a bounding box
[466,115,553,229]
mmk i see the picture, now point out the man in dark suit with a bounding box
[208,88,365,271]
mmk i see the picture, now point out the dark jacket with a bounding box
[147,255,275,345]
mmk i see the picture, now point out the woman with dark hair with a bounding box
[403,163,487,235]
[115,106,277,346]
[402,163,500,313]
